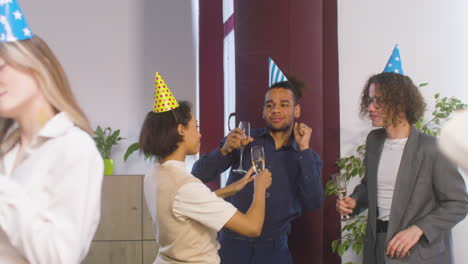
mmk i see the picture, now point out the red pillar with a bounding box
[322,0,342,262]
[198,0,224,189]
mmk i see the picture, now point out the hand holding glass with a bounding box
[331,173,351,220]
[251,145,270,198]
[232,121,250,174]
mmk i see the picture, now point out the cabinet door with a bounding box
[143,199,156,240]
[83,241,142,264]
[94,175,143,241]
[143,241,159,264]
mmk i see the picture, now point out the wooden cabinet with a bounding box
[85,241,142,264]
[83,175,158,264]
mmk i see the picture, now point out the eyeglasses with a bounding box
[364,96,383,108]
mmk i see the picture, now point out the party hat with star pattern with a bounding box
[383,44,403,75]
[153,72,179,113]
[0,0,33,42]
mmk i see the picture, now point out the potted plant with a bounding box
[326,87,466,263]
[93,126,124,175]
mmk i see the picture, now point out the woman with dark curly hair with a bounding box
[336,70,468,264]
[141,73,272,264]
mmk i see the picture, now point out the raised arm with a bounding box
[293,122,324,210]
[215,168,255,199]
[192,128,253,183]
[174,168,271,238]
[223,168,272,237]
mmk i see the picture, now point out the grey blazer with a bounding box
[351,127,468,264]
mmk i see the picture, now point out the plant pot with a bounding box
[104,159,115,175]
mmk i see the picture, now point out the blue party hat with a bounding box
[0,0,33,42]
[268,57,288,87]
[383,44,403,74]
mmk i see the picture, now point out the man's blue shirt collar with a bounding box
[257,127,299,152]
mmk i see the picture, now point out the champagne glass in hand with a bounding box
[232,121,250,174]
[332,173,351,220]
[251,145,270,198]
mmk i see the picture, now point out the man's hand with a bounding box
[386,225,424,258]
[336,196,356,215]
[294,122,312,151]
[220,128,254,156]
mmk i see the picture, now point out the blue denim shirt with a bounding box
[191,127,324,239]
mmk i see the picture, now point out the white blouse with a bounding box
[0,113,103,264]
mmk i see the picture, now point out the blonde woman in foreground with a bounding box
[0,1,103,263]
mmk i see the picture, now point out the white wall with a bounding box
[338,0,468,263]
[22,0,198,174]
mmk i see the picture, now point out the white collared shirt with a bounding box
[0,113,103,264]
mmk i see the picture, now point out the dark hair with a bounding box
[269,75,305,104]
[359,72,426,125]
[139,101,192,159]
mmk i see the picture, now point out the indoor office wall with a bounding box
[338,0,468,263]
[22,0,198,174]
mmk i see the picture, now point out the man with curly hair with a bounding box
[336,71,468,264]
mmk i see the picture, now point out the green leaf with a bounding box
[95,126,104,138]
[325,180,336,196]
[332,239,339,252]
[337,244,345,256]
[419,82,429,87]
[354,242,363,255]
[352,242,360,254]
[434,92,440,99]
[345,163,352,171]
[124,142,140,162]
[144,153,155,161]
[359,166,365,177]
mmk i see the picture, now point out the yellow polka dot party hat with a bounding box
[153,72,180,113]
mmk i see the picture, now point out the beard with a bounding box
[266,121,293,133]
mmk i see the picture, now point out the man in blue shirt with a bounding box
[192,78,324,264]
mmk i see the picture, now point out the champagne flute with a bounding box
[251,145,270,198]
[332,173,351,221]
[232,121,250,174]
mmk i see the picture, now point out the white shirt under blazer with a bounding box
[0,113,104,264]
